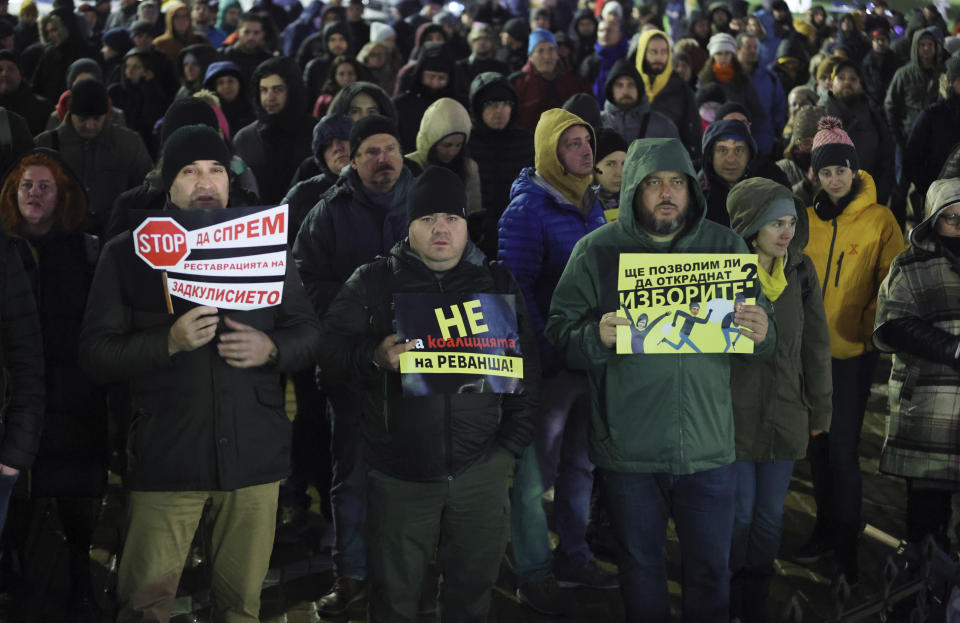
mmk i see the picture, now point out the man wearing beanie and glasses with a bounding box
[320,165,538,622]
[35,78,152,238]
[795,117,904,584]
[79,124,321,623]
[293,113,414,615]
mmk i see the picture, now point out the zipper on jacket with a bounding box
[820,218,839,297]
[834,251,845,288]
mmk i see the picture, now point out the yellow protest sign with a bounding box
[615,253,760,355]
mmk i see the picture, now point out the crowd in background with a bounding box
[0,0,958,620]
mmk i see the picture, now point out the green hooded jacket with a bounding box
[544,138,777,474]
[726,178,832,461]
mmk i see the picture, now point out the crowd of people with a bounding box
[0,0,958,621]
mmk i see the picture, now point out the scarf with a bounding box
[757,256,787,301]
[713,61,735,83]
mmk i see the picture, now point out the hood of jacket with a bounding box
[617,137,707,243]
[328,80,398,121]
[534,108,595,206]
[910,26,942,68]
[251,56,308,129]
[409,41,456,98]
[700,118,757,186]
[408,97,471,167]
[217,0,241,33]
[911,177,960,250]
[726,176,809,263]
[162,1,191,40]
[634,29,674,102]
[568,8,597,48]
[178,43,219,82]
[776,36,809,64]
[322,20,352,55]
[0,147,87,235]
[604,57,646,106]
[468,71,517,130]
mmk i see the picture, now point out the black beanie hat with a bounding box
[69,79,108,116]
[478,79,516,105]
[408,166,466,222]
[811,116,859,174]
[161,125,232,191]
[349,114,399,157]
[419,41,454,75]
[160,97,219,144]
[715,101,751,122]
[0,49,19,68]
[595,128,628,162]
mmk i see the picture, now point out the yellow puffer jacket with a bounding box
[805,171,905,359]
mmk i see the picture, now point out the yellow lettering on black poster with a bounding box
[434,299,491,339]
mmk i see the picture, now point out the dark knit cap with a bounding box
[477,79,515,105]
[69,79,108,116]
[595,128,628,162]
[716,101,750,122]
[408,166,466,222]
[161,125,231,190]
[948,53,960,84]
[67,58,103,87]
[313,113,353,157]
[811,116,859,173]
[102,27,134,55]
[0,20,13,38]
[203,60,242,89]
[130,19,155,37]
[695,82,727,108]
[562,93,601,131]
[830,57,862,81]
[161,98,219,144]
[0,49,20,68]
[503,17,529,42]
[419,41,454,74]
[349,114,399,157]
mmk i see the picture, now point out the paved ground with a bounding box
[3,354,950,623]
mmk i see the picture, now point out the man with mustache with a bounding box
[319,165,538,622]
[293,114,414,616]
[80,124,321,623]
[817,58,894,207]
[545,137,774,622]
[498,108,615,613]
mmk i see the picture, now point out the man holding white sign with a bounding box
[320,166,538,622]
[79,125,321,623]
[545,138,775,622]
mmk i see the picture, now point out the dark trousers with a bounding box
[809,352,878,562]
[600,464,736,623]
[906,480,953,547]
[279,367,331,517]
[366,448,513,623]
[328,390,366,580]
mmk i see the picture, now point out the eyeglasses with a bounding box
[939,214,960,227]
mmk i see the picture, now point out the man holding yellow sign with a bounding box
[546,138,774,622]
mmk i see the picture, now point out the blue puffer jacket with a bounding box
[750,64,787,138]
[498,167,605,376]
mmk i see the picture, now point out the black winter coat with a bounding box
[0,235,44,471]
[861,49,899,108]
[79,233,321,492]
[0,82,52,136]
[320,240,539,481]
[904,95,960,196]
[819,91,895,205]
[12,231,107,497]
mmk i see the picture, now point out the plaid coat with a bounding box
[875,178,960,484]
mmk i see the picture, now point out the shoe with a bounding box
[555,560,619,589]
[517,578,566,616]
[791,534,835,564]
[316,577,367,617]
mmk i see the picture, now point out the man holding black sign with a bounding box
[545,137,774,622]
[79,125,321,623]
[319,166,539,622]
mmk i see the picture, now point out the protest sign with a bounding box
[131,205,288,312]
[395,293,524,396]
[615,253,760,354]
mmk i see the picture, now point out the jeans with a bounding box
[328,389,367,580]
[366,448,512,623]
[730,460,795,572]
[510,370,594,583]
[601,464,736,623]
[0,471,18,536]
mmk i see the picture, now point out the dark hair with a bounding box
[321,55,359,95]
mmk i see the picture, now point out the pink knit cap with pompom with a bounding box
[811,116,859,173]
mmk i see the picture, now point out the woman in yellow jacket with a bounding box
[795,117,905,584]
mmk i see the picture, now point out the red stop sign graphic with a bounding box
[134,218,190,268]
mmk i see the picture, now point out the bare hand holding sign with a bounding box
[168,306,220,355]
